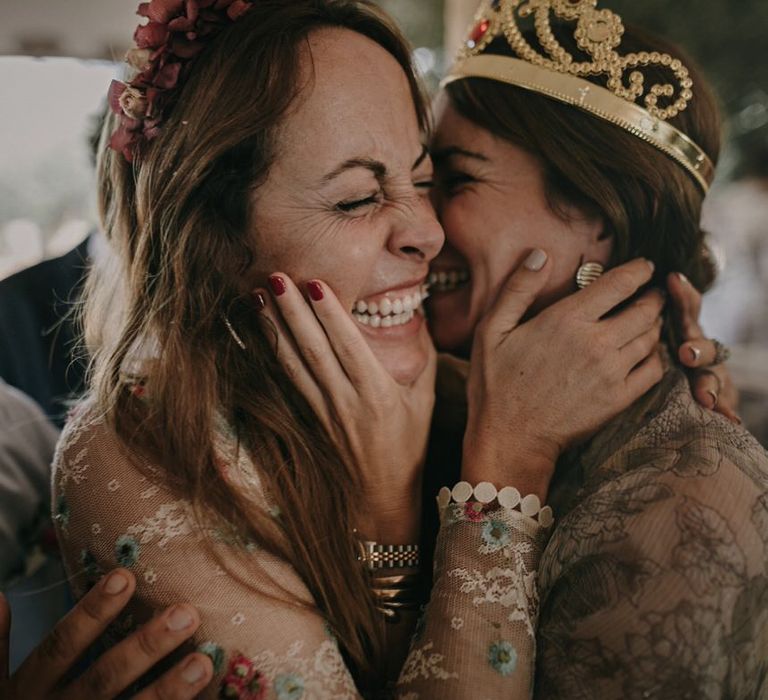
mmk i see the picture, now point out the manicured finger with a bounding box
[0,593,9,681]
[667,271,703,338]
[133,653,214,700]
[15,569,136,695]
[609,288,665,347]
[267,274,352,389]
[692,369,721,411]
[620,318,663,369]
[258,290,333,426]
[679,338,719,368]
[484,248,553,330]
[624,350,664,399]
[305,279,395,392]
[63,604,201,700]
[572,258,655,321]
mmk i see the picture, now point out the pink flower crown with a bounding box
[108,0,254,162]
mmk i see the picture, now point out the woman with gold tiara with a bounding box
[418,0,768,697]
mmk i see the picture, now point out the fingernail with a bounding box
[252,291,266,311]
[103,571,129,595]
[166,606,194,631]
[524,248,547,271]
[706,390,718,409]
[677,272,689,284]
[268,275,286,296]
[182,657,207,684]
[734,415,743,426]
[689,345,701,363]
[307,281,324,302]
[646,259,656,273]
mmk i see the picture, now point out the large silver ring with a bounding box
[711,338,731,366]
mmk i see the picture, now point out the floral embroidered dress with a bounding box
[52,389,550,699]
[535,369,768,699]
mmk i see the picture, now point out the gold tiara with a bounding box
[441,0,715,192]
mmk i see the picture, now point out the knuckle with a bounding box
[135,624,163,659]
[299,343,323,367]
[39,624,72,664]
[609,269,637,296]
[81,661,114,698]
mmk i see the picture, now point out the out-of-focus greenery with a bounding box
[376,0,444,50]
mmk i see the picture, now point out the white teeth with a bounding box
[392,298,403,315]
[381,316,392,328]
[379,298,392,316]
[352,309,416,329]
[370,314,381,328]
[356,300,367,313]
[368,301,378,315]
[428,269,470,292]
[403,296,414,313]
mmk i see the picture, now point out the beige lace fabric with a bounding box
[536,369,768,699]
[52,400,548,699]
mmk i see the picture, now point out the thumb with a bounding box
[485,248,552,331]
[0,592,10,681]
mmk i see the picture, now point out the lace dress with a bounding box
[536,369,768,699]
[52,398,550,699]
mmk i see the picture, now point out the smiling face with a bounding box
[251,28,444,384]
[428,95,613,356]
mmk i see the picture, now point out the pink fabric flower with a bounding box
[221,653,268,700]
[464,501,487,522]
[109,0,255,161]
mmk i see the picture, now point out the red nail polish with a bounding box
[307,281,324,302]
[252,291,266,311]
[268,276,286,296]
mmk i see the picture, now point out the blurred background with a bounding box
[0,0,766,442]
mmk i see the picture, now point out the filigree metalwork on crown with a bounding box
[459,0,695,122]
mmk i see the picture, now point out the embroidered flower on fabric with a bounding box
[91,523,102,535]
[488,640,517,676]
[451,617,464,630]
[463,501,486,522]
[198,641,226,675]
[144,568,158,584]
[274,672,305,700]
[231,612,246,626]
[54,495,70,527]
[108,479,121,492]
[220,652,268,700]
[481,519,512,550]
[80,549,103,587]
[115,534,141,568]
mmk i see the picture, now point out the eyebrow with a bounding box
[321,145,430,184]
[430,146,490,164]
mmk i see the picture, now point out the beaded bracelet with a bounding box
[437,481,555,528]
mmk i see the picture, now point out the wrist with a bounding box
[462,433,557,503]
[358,484,422,543]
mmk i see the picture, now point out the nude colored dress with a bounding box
[52,392,548,699]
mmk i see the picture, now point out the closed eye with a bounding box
[439,172,476,193]
[336,193,381,212]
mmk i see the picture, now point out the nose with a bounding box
[387,197,445,263]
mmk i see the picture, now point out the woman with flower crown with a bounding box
[43,1,756,700]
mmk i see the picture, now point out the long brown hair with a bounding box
[445,25,722,293]
[87,0,428,688]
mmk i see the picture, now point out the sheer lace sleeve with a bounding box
[535,378,768,699]
[53,406,550,699]
[398,488,551,699]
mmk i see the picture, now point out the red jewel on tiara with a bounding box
[468,19,490,47]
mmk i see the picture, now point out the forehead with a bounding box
[275,27,422,171]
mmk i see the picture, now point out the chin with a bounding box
[368,323,433,386]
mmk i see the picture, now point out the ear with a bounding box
[583,215,613,266]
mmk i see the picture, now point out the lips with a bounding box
[352,284,430,329]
